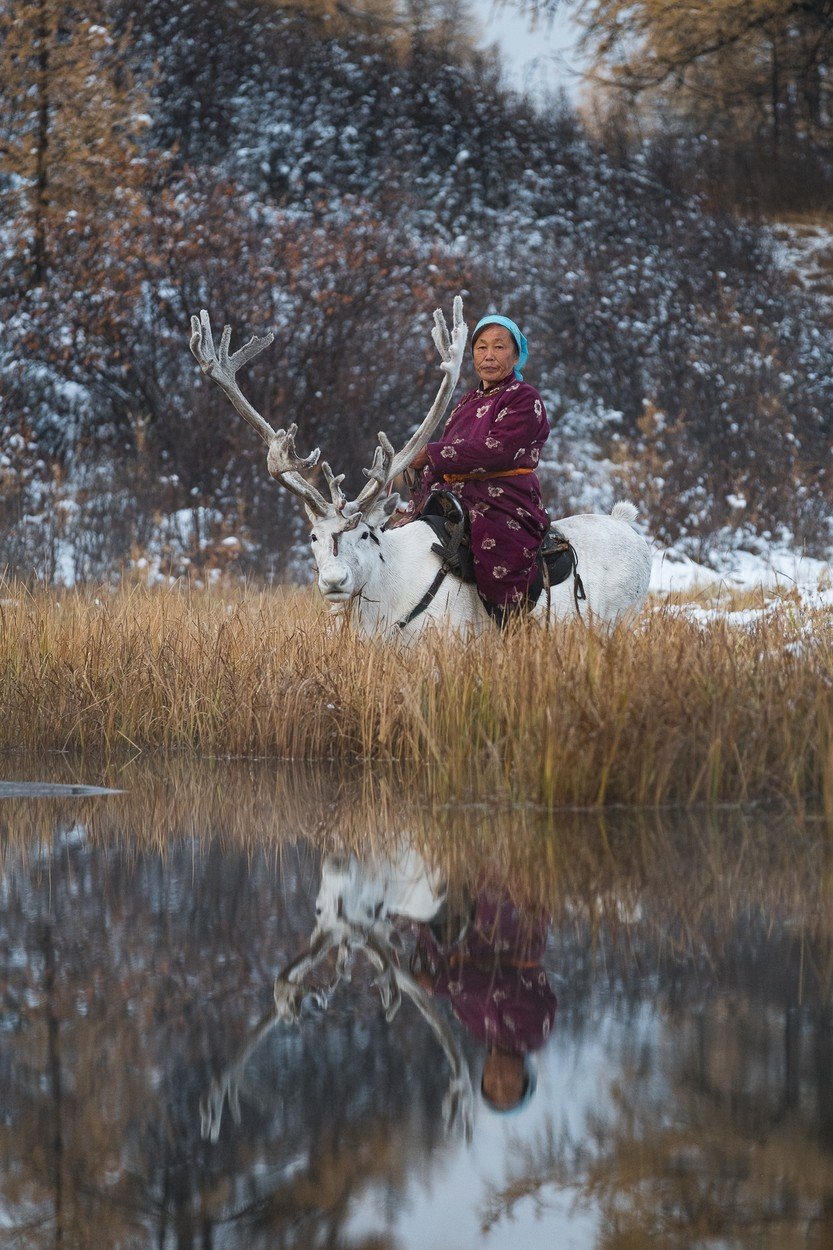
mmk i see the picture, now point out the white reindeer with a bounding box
[200,848,474,1144]
[189,298,651,638]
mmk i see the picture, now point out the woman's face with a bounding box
[473,325,519,387]
[482,1049,526,1111]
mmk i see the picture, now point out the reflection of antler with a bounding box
[203,851,472,1144]
[318,922,474,1139]
[201,939,346,1143]
[205,922,473,1142]
[363,932,473,1141]
[272,926,343,1021]
[199,1010,282,1144]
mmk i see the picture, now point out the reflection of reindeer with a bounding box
[201,850,474,1144]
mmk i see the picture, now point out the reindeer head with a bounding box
[189,299,467,604]
[307,513,383,603]
[262,440,403,603]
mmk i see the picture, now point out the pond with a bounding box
[2,755,833,1248]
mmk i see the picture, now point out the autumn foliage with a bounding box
[578,0,833,207]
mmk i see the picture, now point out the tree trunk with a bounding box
[771,37,781,174]
[33,0,50,284]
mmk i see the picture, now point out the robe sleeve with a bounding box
[425,385,548,474]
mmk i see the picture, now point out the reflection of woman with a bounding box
[409,315,550,622]
[411,889,556,1113]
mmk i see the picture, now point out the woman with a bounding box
[409,314,550,621]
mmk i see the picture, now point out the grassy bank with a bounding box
[1,580,832,808]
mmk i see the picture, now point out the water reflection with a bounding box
[203,852,559,1154]
[203,847,476,1144]
[1,758,833,1246]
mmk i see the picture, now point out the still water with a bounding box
[2,756,833,1248]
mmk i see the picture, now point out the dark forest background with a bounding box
[1,0,832,582]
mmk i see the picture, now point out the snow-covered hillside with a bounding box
[3,5,833,584]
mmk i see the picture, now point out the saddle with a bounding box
[418,491,586,609]
[419,491,476,581]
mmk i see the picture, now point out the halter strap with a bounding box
[396,566,448,631]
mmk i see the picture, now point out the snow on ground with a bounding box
[651,543,831,596]
[650,217,833,630]
[650,538,833,629]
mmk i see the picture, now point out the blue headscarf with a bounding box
[472,314,528,381]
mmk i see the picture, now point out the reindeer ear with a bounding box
[304,503,319,524]
[341,509,363,532]
[366,492,403,528]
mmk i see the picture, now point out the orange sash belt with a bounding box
[442,467,534,485]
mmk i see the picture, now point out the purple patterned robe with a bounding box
[410,375,551,608]
[412,891,556,1055]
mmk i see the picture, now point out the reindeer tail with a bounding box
[610,501,638,525]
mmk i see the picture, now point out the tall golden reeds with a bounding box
[1,578,832,807]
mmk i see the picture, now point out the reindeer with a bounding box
[200,848,475,1144]
[189,298,652,637]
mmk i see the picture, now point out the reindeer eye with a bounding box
[310,534,318,543]
[360,531,370,540]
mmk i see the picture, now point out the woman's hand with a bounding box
[410,447,430,471]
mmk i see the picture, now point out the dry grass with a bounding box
[649,581,808,612]
[2,579,833,807]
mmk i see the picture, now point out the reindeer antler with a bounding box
[189,297,467,523]
[189,310,276,443]
[189,310,331,517]
[350,295,467,518]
